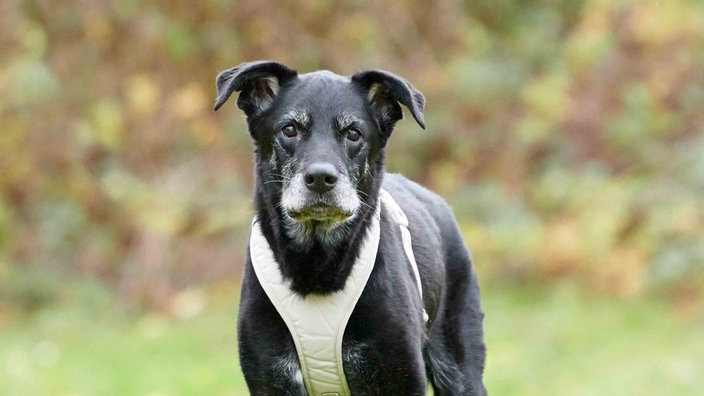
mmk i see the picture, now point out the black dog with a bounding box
[215,61,487,395]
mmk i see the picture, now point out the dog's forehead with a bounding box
[270,70,371,128]
[288,71,365,107]
[298,70,348,83]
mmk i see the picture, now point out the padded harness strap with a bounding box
[249,189,425,395]
[249,202,380,396]
[379,189,429,323]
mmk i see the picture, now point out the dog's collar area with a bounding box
[249,189,426,395]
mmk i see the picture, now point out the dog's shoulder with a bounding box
[381,173,460,236]
[382,173,453,217]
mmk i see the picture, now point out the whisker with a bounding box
[264,179,286,185]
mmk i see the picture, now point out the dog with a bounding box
[214,61,487,395]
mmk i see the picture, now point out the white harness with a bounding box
[249,189,425,396]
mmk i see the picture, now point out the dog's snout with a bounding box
[304,163,338,194]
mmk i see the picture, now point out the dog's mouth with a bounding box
[286,204,353,223]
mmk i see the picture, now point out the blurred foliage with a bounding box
[1,0,703,312]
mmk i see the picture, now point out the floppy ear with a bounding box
[351,70,426,134]
[213,61,298,116]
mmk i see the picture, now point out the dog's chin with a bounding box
[286,205,353,224]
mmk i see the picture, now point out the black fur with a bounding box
[215,61,487,395]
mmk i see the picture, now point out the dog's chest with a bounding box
[249,201,382,395]
[341,341,376,388]
[274,342,372,392]
[251,190,428,394]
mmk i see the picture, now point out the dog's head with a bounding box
[214,61,425,247]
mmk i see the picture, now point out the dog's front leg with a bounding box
[238,263,307,396]
[239,338,306,396]
[239,346,306,396]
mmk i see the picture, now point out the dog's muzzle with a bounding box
[287,204,353,222]
[281,164,360,224]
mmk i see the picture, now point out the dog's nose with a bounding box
[304,163,338,194]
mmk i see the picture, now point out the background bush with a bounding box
[1,0,703,312]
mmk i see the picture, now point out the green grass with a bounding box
[1,280,702,395]
[483,282,704,395]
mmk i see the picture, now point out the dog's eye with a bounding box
[346,128,362,142]
[281,124,298,138]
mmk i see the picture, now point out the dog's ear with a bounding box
[351,70,426,134]
[213,61,298,116]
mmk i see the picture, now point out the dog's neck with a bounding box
[254,187,380,296]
